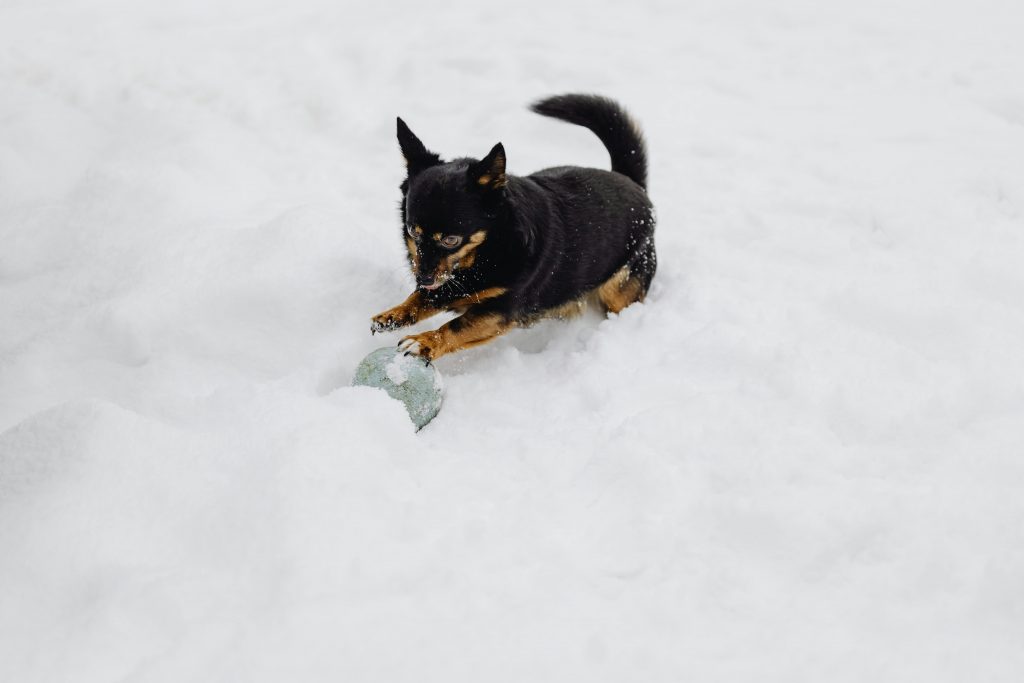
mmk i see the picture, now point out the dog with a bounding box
[370,93,656,362]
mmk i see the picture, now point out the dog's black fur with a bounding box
[371,93,656,361]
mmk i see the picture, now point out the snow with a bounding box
[2,0,1024,680]
[384,356,409,386]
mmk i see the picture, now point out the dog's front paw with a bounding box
[371,306,417,334]
[398,331,442,361]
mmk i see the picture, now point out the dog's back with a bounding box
[507,95,656,315]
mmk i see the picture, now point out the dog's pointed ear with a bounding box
[397,117,441,174]
[468,143,506,190]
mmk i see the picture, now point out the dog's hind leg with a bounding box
[597,241,656,314]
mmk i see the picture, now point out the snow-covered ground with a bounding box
[2,0,1024,680]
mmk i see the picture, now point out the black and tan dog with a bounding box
[371,93,656,361]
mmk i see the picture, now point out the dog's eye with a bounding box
[440,235,462,249]
[406,224,417,239]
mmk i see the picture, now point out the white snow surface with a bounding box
[384,356,409,387]
[2,0,1024,680]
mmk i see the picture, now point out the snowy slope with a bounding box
[2,0,1024,680]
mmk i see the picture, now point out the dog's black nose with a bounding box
[418,275,447,291]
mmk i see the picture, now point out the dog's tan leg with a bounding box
[398,312,513,361]
[371,290,442,334]
[596,265,647,314]
[371,286,508,334]
[447,287,508,314]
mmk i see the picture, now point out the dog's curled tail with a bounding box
[530,93,648,189]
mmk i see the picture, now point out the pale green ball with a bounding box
[352,347,444,430]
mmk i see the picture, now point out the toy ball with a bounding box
[352,347,444,430]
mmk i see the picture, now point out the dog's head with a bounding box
[395,117,512,291]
